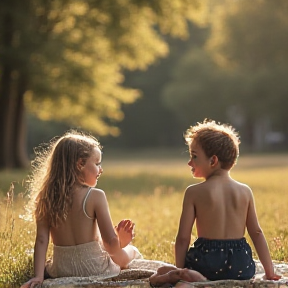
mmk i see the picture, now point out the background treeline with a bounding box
[105,0,288,152]
[1,0,288,169]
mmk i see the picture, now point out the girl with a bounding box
[21,131,141,288]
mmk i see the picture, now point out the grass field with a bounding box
[0,151,288,287]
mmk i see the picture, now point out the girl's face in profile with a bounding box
[80,147,103,187]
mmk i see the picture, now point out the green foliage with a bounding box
[207,0,288,70]
[1,152,288,287]
[161,48,228,127]
[115,22,210,148]
[206,0,288,131]
[1,0,202,136]
[152,0,288,150]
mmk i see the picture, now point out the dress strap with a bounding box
[82,187,94,220]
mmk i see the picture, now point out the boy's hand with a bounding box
[20,277,43,288]
[115,219,135,248]
[264,273,282,280]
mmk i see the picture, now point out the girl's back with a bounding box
[50,186,99,246]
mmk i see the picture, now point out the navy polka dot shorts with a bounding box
[184,237,256,281]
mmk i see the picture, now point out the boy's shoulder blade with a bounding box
[186,181,206,193]
[233,180,252,192]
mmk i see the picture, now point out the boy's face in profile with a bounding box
[188,140,211,179]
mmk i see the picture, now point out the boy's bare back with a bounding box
[184,172,253,239]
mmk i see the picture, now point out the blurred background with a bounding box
[1,0,288,169]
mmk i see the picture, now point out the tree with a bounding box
[0,0,202,168]
[206,0,288,146]
[109,22,209,148]
[161,48,228,128]
[160,0,288,150]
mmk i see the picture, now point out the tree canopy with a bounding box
[0,0,202,168]
[206,0,288,124]
[160,0,288,149]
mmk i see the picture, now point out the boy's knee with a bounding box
[158,265,176,274]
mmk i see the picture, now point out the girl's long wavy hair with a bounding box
[28,130,101,227]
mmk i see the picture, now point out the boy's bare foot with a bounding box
[149,268,206,286]
[179,268,207,282]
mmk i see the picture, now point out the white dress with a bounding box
[45,240,121,279]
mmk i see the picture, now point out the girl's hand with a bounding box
[20,277,43,288]
[115,219,135,248]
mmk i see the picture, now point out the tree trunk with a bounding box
[0,13,14,168]
[0,69,29,169]
[0,66,14,168]
[0,12,29,169]
[13,72,30,168]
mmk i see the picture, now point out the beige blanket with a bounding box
[40,259,288,288]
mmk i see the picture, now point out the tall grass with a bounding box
[1,152,288,287]
[0,183,34,288]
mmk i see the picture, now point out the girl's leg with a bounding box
[123,244,143,261]
[110,245,142,268]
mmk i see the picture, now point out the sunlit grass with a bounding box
[0,170,28,196]
[0,184,34,287]
[0,152,288,287]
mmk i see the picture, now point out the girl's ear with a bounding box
[210,155,218,167]
[77,158,84,171]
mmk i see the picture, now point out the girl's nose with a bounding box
[188,160,192,166]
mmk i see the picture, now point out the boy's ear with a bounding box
[210,155,218,166]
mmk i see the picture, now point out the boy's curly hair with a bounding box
[28,130,101,227]
[184,119,240,170]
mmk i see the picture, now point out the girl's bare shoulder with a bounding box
[88,187,107,202]
[84,188,109,215]
[90,187,105,194]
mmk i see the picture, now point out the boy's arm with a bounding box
[246,190,280,280]
[175,187,195,268]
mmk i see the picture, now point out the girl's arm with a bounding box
[20,218,50,288]
[115,219,134,248]
[246,189,280,280]
[175,187,195,268]
[93,189,134,268]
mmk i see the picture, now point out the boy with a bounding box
[150,119,280,286]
